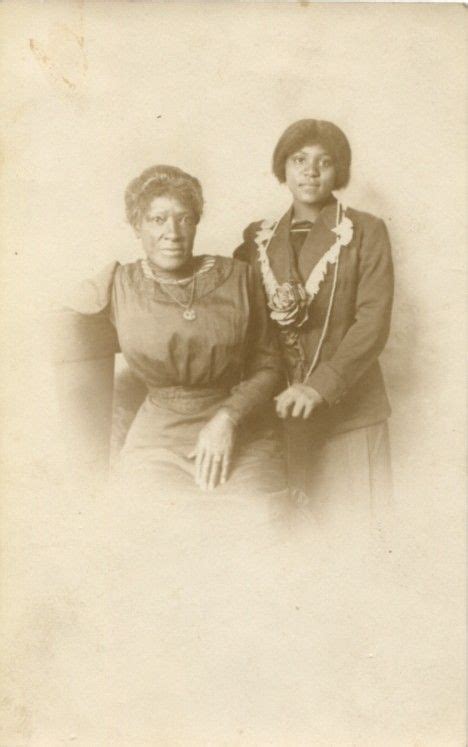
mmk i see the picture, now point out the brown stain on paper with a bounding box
[29,19,87,95]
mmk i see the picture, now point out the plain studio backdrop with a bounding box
[0,2,465,746]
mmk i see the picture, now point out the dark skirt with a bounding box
[284,416,392,528]
[114,388,288,510]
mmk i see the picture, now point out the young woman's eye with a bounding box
[180,215,194,226]
[320,157,333,169]
[293,156,305,165]
[150,216,165,224]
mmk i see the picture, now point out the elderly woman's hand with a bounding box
[190,409,236,491]
[275,384,324,419]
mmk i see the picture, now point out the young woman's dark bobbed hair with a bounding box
[272,119,351,190]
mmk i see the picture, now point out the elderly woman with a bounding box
[235,120,394,518]
[66,164,287,502]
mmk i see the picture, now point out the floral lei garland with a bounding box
[255,202,354,380]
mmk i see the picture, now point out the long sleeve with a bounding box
[306,218,394,405]
[221,262,284,423]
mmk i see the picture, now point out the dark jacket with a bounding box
[234,198,394,435]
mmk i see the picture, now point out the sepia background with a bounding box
[0,2,466,745]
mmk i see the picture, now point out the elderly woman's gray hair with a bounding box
[125,165,204,229]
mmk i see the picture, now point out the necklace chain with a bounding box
[141,257,214,285]
[157,273,196,308]
[141,258,199,320]
[157,274,197,320]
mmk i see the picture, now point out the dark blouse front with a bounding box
[65,255,283,425]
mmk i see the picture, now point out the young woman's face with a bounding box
[285,143,336,207]
[137,195,197,272]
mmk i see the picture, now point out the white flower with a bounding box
[255,228,275,245]
[255,220,277,247]
[332,216,353,246]
[260,218,277,230]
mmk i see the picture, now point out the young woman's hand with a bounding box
[275,384,324,419]
[190,409,236,491]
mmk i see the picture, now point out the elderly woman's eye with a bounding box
[150,215,166,224]
[180,215,195,226]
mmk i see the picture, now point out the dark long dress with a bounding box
[66,255,287,506]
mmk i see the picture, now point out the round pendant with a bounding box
[183,308,196,321]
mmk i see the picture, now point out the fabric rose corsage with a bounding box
[268,281,309,327]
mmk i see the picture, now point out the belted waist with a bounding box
[147,385,229,415]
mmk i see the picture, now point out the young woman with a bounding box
[234,119,394,518]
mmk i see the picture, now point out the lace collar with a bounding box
[255,201,353,303]
[254,201,353,329]
[138,255,234,301]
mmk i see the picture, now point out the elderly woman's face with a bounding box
[138,195,197,272]
[285,143,336,207]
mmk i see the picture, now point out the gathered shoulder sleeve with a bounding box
[306,215,394,404]
[221,260,284,424]
[51,261,120,363]
[66,261,120,315]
